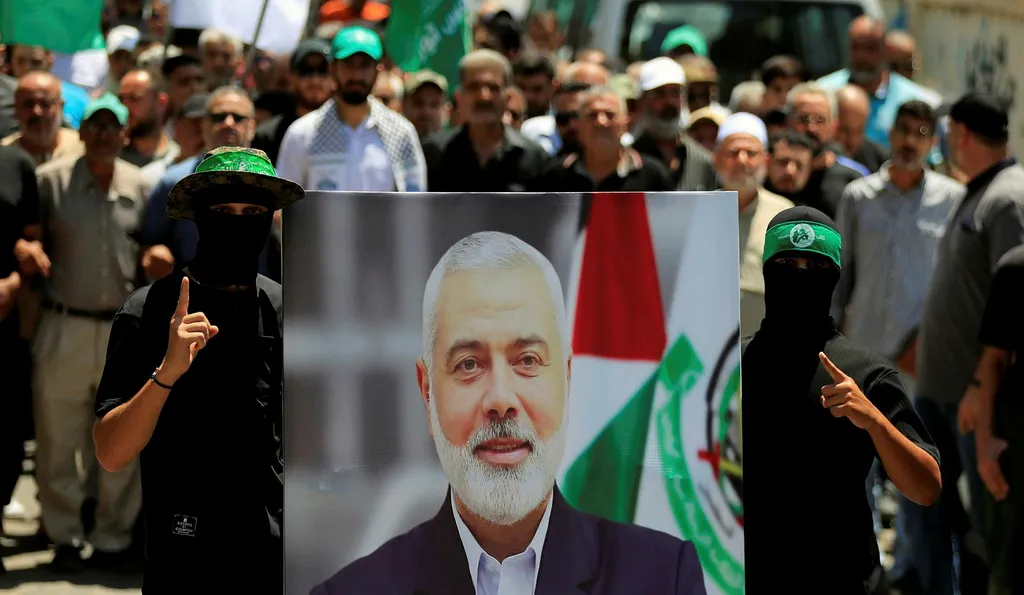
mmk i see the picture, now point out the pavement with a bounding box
[1,472,142,595]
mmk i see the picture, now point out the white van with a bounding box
[527,0,884,99]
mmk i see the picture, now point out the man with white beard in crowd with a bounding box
[311,231,707,595]
[713,112,794,337]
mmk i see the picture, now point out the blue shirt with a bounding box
[817,70,943,152]
[61,81,90,130]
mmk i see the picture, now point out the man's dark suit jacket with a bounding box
[311,487,707,595]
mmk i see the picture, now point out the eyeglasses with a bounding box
[793,112,828,125]
[17,98,58,111]
[208,112,251,124]
[554,111,579,126]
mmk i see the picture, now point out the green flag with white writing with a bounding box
[0,0,105,54]
[384,0,470,93]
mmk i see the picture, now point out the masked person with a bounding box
[741,206,942,593]
[92,147,301,594]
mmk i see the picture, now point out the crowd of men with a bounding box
[0,0,1021,593]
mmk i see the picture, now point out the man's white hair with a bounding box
[728,81,766,113]
[785,82,838,120]
[421,231,569,377]
[198,28,243,57]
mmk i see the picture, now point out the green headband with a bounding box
[763,220,842,269]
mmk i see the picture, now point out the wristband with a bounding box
[151,370,174,390]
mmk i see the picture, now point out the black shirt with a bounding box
[421,125,549,192]
[979,244,1024,439]
[535,149,675,193]
[853,141,890,174]
[94,270,283,593]
[742,324,939,592]
[630,132,719,191]
[0,74,18,139]
[771,161,863,220]
[253,109,300,168]
[0,145,40,338]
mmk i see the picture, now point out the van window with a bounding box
[623,0,863,100]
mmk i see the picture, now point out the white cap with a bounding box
[715,112,768,147]
[639,57,686,93]
[106,25,141,55]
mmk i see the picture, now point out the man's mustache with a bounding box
[466,417,535,451]
[473,101,499,112]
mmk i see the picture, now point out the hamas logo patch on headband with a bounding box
[763,220,842,269]
[788,223,816,248]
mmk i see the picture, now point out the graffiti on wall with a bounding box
[964,19,1017,111]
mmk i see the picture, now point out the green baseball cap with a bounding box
[83,94,129,127]
[167,147,305,220]
[660,25,708,57]
[331,26,383,61]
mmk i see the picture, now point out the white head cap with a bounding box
[106,25,141,55]
[639,57,686,93]
[715,112,768,148]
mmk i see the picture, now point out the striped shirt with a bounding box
[830,163,964,358]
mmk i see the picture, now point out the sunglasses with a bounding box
[554,110,579,126]
[296,65,330,78]
[208,112,251,124]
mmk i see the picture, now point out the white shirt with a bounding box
[452,495,554,595]
[276,97,426,193]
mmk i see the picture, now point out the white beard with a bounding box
[428,386,568,526]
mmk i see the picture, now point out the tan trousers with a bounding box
[32,310,142,552]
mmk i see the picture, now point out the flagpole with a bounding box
[239,0,272,86]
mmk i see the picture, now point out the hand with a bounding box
[15,239,51,277]
[161,277,218,382]
[957,386,981,435]
[142,245,176,280]
[976,430,1010,501]
[896,340,917,377]
[0,274,20,321]
[819,352,882,430]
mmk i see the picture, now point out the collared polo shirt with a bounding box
[422,125,550,192]
[36,155,151,311]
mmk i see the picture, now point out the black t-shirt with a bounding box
[979,244,1024,434]
[534,149,675,193]
[253,110,299,169]
[742,326,939,592]
[422,125,550,192]
[0,145,40,337]
[94,271,283,593]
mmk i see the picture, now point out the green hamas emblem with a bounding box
[657,334,744,594]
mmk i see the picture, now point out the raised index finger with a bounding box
[176,276,190,316]
[818,352,846,382]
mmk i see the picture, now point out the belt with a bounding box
[41,300,118,321]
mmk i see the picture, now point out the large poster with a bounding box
[283,192,742,595]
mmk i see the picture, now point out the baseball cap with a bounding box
[106,25,140,55]
[161,53,202,78]
[660,25,708,57]
[405,70,448,96]
[948,92,1010,143]
[179,93,209,119]
[291,39,332,70]
[689,106,727,128]
[608,74,639,101]
[639,57,686,93]
[83,94,129,127]
[331,26,383,61]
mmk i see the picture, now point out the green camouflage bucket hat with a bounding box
[166,147,304,220]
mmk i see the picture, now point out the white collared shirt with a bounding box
[452,495,554,595]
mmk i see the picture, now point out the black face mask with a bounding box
[762,260,839,326]
[192,209,273,288]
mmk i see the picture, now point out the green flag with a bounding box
[384,0,470,93]
[0,0,105,55]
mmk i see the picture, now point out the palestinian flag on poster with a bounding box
[559,192,744,595]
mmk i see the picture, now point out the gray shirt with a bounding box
[36,156,151,311]
[917,160,1024,403]
[831,164,964,358]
